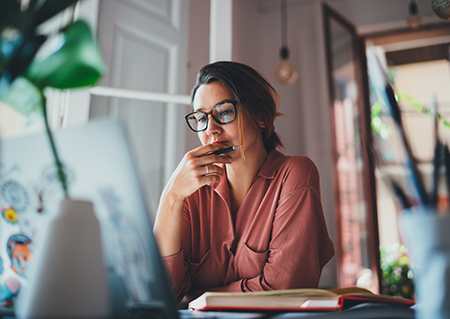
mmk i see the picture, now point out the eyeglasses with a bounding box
[185,100,237,132]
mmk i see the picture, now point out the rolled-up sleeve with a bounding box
[162,204,192,304]
[162,250,188,303]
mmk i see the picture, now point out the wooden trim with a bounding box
[364,22,450,47]
[385,43,450,65]
[358,39,382,294]
[323,3,381,292]
[323,3,344,289]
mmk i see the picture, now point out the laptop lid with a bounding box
[0,118,179,318]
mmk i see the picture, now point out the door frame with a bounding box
[324,3,450,293]
[323,3,381,292]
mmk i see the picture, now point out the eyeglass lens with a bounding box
[186,101,236,132]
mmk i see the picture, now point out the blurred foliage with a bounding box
[370,65,450,141]
[380,243,415,300]
[369,66,396,141]
[397,91,450,130]
[371,99,392,140]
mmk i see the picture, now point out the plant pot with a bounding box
[16,199,109,318]
[399,206,450,319]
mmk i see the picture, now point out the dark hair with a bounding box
[191,61,284,152]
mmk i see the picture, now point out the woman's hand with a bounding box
[166,144,233,202]
[154,144,232,257]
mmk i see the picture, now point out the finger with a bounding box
[203,164,224,176]
[209,154,234,163]
[197,155,233,169]
[192,169,219,187]
[202,174,220,185]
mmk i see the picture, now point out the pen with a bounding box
[202,145,241,157]
[391,180,410,209]
[430,98,441,207]
[385,83,428,206]
[443,144,450,197]
[369,50,428,206]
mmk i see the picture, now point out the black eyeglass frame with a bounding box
[184,100,237,132]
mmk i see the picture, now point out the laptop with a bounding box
[0,118,179,318]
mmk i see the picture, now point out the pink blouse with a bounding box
[163,150,334,303]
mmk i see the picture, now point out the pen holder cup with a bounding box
[399,206,450,319]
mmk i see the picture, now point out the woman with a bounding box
[154,61,334,304]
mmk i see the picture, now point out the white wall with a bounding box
[187,0,445,288]
[185,0,210,151]
[233,0,338,288]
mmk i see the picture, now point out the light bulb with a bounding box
[407,0,421,29]
[273,60,298,85]
[407,13,421,29]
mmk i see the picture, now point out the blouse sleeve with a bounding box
[228,158,334,292]
[162,204,192,304]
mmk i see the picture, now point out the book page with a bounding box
[328,287,374,295]
[201,289,339,298]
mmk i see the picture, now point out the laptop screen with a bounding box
[0,118,178,318]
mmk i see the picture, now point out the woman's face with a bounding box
[192,81,264,161]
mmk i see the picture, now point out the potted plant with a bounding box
[0,1,108,316]
[0,0,105,197]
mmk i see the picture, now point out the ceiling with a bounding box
[255,0,440,24]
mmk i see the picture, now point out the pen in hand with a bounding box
[202,145,241,157]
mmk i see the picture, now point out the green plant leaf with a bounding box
[26,20,106,90]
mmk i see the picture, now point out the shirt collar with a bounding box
[211,149,287,194]
[255,149,286,180]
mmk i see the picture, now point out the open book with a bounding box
[188,287,414,312]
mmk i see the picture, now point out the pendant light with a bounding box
[273,0,298,85]
[407,0,421,29]
[431,0,450,20]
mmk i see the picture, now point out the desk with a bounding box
[180,303,415,319]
